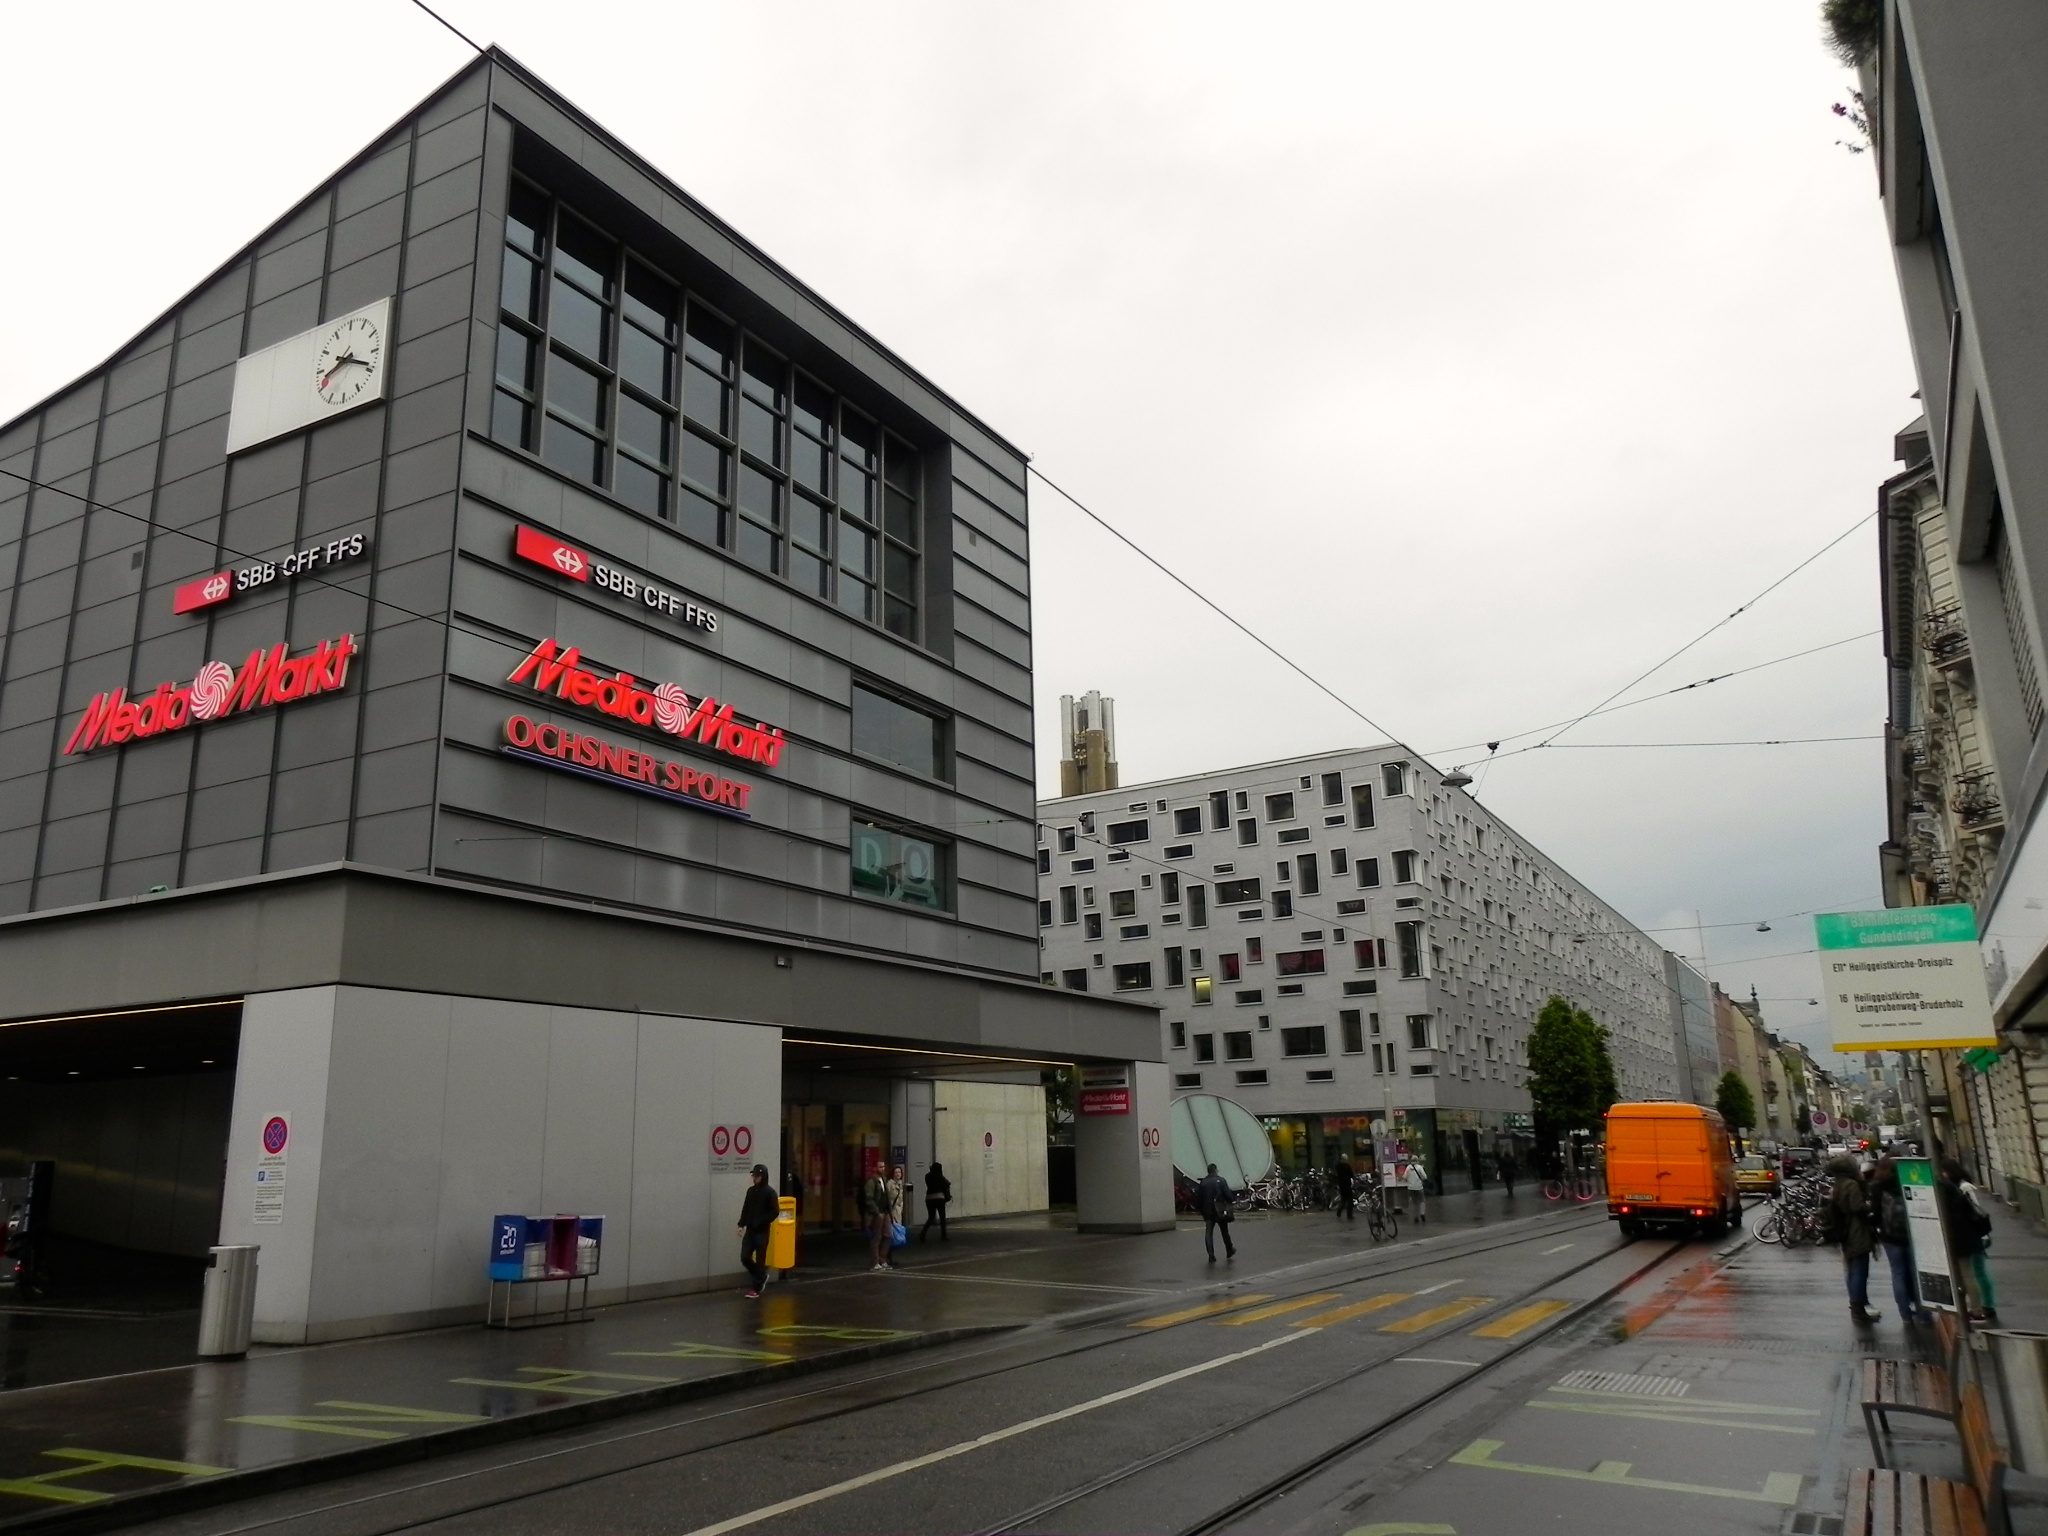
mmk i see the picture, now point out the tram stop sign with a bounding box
[1815,906,1997,1052]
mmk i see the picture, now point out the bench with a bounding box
[1846,1379,2007,1536]
[1862,1309,1965,1465]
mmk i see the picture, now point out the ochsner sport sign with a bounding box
[65,635,360,755]
[506,638,785,768]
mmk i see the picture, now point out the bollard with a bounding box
[197,1245,260,1359]
[1983,1329,2048,1473]
[767,1196,797,1272]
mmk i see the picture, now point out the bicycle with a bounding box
[1361,1184,1399,1242]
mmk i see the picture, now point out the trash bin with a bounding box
[197,1245,259,1359]
[767,1196,797,1272]
[1983,1329,2048,1474]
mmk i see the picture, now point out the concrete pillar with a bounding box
[1074,1060,1175,1233]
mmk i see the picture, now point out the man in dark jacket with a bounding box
[1196,1163,1236,1261]
[736,1164,778,1299]
[1333,1158,1356,1221]
[1827,1153,1880,1325]
[921,1162,952,1242]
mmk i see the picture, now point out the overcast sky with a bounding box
[1,2,1909,1058]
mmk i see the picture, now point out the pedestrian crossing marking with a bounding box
[1448,1438,1802,1504]
[1216,1293,1342,1325]
[1381,1297,1492,1333]
[1471,1300,1573,1338]
[0,1450,229,1506]
[1131,1294,1274,1327]
[1293,1293,1412,1327]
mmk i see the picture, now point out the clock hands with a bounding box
[317,351,370,392]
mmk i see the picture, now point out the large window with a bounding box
[1224,1031,1254,1061]
[1215,878,1262,905]
[851,684,946,779]
[851,820,947,910]
[1174,807,1202,835]
[496,175,921,641]
[1113,963,1153,992]
[1276,949,1326,977]
[1396,920,1425,977]
[1281,1026,1326,1058]
[1296,854,1320,896]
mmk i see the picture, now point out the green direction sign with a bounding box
[1814,904,1996,1053]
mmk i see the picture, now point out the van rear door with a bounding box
[1606,1118,1659,1205]
[1653,1114,1708,1207]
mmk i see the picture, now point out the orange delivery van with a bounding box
[1603,1101,1740,1238]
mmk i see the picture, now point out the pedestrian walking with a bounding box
[921,1162,952,1242]
[1824,1153,1881,1325]
[1404,1158,1428,1222]
[1195,1162,1236,1261]
[1495,1148,1517,1197]
[1872,1159,1931,1324]
[1333,1158,1356,1221]
[1940,1158,1998,1322]
[865,1164,903,1271]
[736,1163,777,1299]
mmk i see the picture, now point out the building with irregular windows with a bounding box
[1036,747,1686,1186]
[0,52,1171,1344]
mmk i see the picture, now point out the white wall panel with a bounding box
[629,1012,711,1293]
[539,1007,639,1282]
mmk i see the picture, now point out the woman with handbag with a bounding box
[865,1166,900,1272]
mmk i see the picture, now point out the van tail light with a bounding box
[1692,1208,1705,1217]
[1618,1204,1631,1214]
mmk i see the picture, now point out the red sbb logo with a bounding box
[508,638,786,768]
[503,715,752,816]
[515,525,590,582]
[174,573,235,614]
[65,634,360,755]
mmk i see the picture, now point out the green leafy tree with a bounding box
[1715,1071,1757,1134]
[1043,1066,1076,1143]
[1528,996,1619,1135]
[1847,1102,1869,1127]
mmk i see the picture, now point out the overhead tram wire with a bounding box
[404,0,486,53]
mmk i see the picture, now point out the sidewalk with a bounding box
[0,1184,1578,1529]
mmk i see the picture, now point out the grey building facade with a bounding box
[0,52,1171,1342]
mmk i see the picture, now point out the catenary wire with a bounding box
[405,0,486,54]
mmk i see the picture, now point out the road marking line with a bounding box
[894,1273,1164,1295]
[1216,1293,1342,1325]
[1394,1357,1481,1368]
[678,1330,1317,1536]
[1381,1297,1492,1333]
[226,1401,486,1441]
[1527,1402,1815,1434]
[1448,1439,1802,1504]
[1293,1294,1411,1327]
[1471,1300,1573,1338]
[1130,1294,1274,1327]
[1546,1389,1819,1416]
[1412,1278,1462,1296]
[1342,1526,1457,1535]
[1540,1243,1575,1255]
[0,1450,229,1506]
[450,1367,680,1398]
[614,1341,791,1363]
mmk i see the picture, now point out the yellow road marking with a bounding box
[1130,1294,1274,1327]
[1546,1388,1818,1415]
[1217,1293,1342,1325]
[451,1367,680,1398]
[1293,1293,1412,1327]
[615,1341,791,1363]
[1381,1297,1492,1333]
[1448,1439,1801,1504]
[1342,1526,1458,1535]
[227,1401,486,1441]
[0,1450,229,1506]
[1528,1401,1815,1434]
[1471,1300,1573,1338]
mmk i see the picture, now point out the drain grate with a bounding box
[1785,1513,1843,1535]
[1554,1369,1690,1397]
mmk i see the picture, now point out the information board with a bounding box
[1896,1158,1958,1311]
[253,1113,288,1224]
[1816,906,1997,1051]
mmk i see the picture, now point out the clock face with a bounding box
[313,315,384,407]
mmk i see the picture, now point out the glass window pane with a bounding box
[884,544,916,600]
[545,352,604,430]
[838,575,873,621]
[839,464,871,521]
[681,430,727,497]
[506,181,548,257]
[740,398,782,465]
[684,305,732,374]
[554,212,615,296]
[500,251,539,323]
[852,685,942,778]
[791,493,829,553]
[550,278,607,363]
[684,361,728,435]
[495,327,534,393]
[790,432,829,493]
[615,455,667,519]
[884,595,915,639]
[792,376,832,438]
[618,394,670,464]
[620,324,672,401]
[680,486,724,547]
[492,389,531,447]
[623,261,676,337]
[739,463,781,524]
[841,409,875,468]
[790,548,829,598]
[741,339,785,408]
[542,418,603,484]
[737,517,780,574]
[850,821,944,910]
[883,436,916,492]
[840,521,874,580]
[883,486,915,545]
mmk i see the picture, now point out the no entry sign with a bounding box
[709,1124,754,1175]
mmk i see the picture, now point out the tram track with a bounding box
[116,1206,1630,1536]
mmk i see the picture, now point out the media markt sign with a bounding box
[1816,905,1997,1052]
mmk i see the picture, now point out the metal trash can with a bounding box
[197,1245,259,1359]
[1983,1329,2048,1474]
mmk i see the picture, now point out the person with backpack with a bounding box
[735,1164,778,1299]
[921,1162,952,1242]
[1195,1163,1236,1261]
[1825,1153,1881,1325]
[1872,1159,1931,1324]
[1940,1158,1997,1322]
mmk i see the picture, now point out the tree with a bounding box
[1847,1102,1870,1128]
[1528,996,1620,1136]
[1715,1071,1757,1135]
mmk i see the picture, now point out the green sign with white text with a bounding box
[1815,904,1996,1052]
